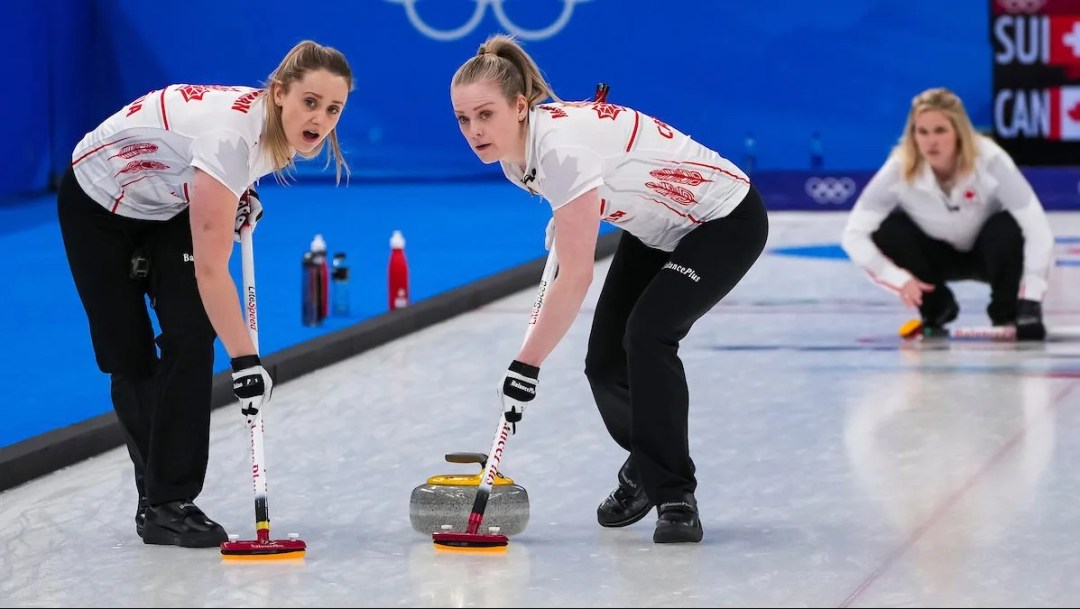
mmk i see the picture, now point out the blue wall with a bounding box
[1,0,991,198]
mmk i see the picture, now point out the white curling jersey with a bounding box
[501,101,750,252]
[72,84,275,220]
[841,135,1055,300]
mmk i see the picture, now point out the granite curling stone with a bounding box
[410,452,530,536]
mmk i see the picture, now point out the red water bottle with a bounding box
[389,230,409,310]
[310,234,329,322]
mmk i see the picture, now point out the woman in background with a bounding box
[841,87,1053,340]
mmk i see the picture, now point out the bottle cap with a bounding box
[390,230,405,249]
[311,234,327,252]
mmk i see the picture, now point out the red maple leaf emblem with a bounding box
[177,84,242,102]
[1070,102,1080,122]
[648,168,712,186]
[178,85,211,102]
[645,180,696,205]
[592,103,623,120]
[964,189,976,200]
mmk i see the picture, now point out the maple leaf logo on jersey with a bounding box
[592,103,623,120]
[648,168,712,186]
[645,181,696,205]
[177,84,243,103]
[178,85,211,102]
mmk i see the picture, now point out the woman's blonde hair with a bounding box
[262,40,353,184]
[451,34,560,108]
[896,87,979,183]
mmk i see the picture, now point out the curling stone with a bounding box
[410,452,529,536]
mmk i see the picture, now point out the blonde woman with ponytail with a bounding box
[841,87,1053,340]
[451,34,769,544]
[58,40,353,548]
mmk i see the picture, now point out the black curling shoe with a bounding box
[653,495,703,544]
[141,500,228,548]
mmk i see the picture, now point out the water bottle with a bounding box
[310,234,329,322]
[388,230,409,310]
[302,234,329,326]
[301,251,320,327]
[331,252,350,316]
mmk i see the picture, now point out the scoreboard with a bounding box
[993,0,1080,164]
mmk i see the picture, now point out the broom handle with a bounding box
[240,225,271,543]
[465,246,559,534]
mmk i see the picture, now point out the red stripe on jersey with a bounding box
[666,160,750,185]
[640,196,703,224]
[119,175,154,189]
[626,111,640,152]
[159,88,170,130]
[600,198,607,215]
[110,176,157,214]
[71,136,137,166]
[183,182,190,203]
[866,271,901,294]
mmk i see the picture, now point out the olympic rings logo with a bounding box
[805,177,858,205]
[385,0,589,41]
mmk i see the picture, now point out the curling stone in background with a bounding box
[410,452,530,536]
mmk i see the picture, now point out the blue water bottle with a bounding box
[331,252,350,316]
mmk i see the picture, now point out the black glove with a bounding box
[1015,299,1046,341]
[234,188,264,242]
[498,360,540,426]
[231,355,273,416]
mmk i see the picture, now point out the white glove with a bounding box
[544,217,554,251]
[234,188,264,242]
[231,355,273,416]
[498,360,540,426]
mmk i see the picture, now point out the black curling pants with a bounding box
[871,210,1024,325]
[584,185,769,506]
[57,167,216,506]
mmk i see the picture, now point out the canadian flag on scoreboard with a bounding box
[1048,86,1080,140]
